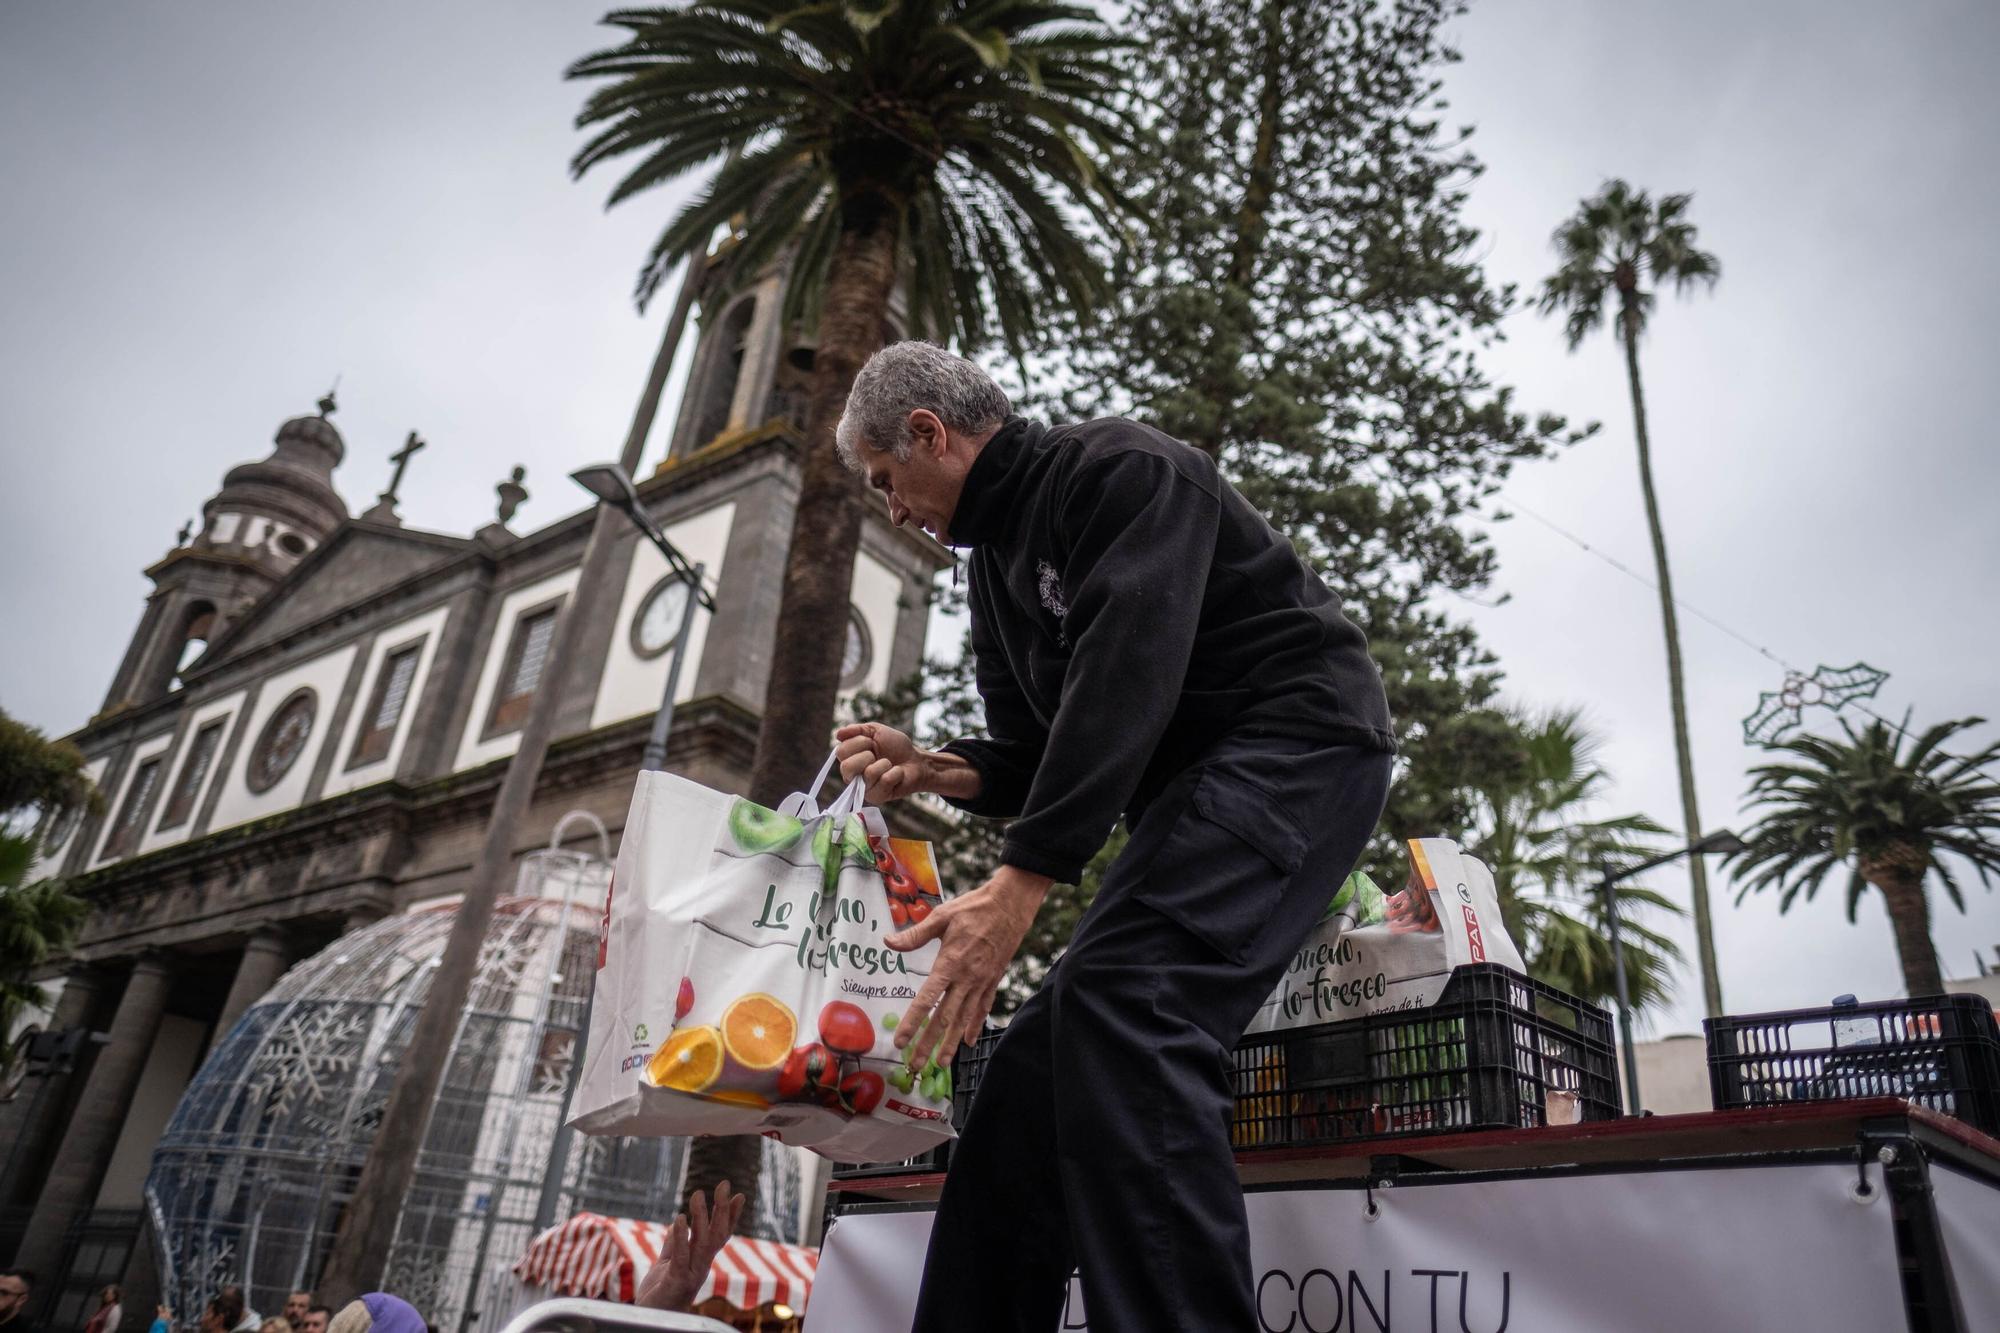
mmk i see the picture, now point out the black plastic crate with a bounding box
[1230,964,1622,1148]
[831,966,1617,1178]
[828,1027,1001,1180]
[1705,993,2000,1133]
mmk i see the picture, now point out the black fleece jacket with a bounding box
[940,416,1395,884]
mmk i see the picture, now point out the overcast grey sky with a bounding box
[3,1,1996,1038]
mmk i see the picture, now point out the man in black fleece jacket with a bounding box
[833,342,1393,1331]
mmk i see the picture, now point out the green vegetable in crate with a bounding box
[1352,871,1387,925]
[1322,870,1385,923]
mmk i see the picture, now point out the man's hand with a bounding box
[886,865,1051,1069]
[833,722,929,804]
[636,1181,746,1314]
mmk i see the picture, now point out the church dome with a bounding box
[269,407,346,475]
[143,878,809,1326]
[196,395,351,573]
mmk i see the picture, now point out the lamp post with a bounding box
[570,463,716,769]
[1597,828,1746,1114]
[530,463,715,1234]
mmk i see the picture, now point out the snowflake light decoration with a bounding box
[144,822,814,1331]
[1743,662,1889,746]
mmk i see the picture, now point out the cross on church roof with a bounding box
[361,430,426,526]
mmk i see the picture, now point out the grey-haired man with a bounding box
[834,341,1393,1331]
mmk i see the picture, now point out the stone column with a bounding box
[0,970,106,1218]
[211,929,291,1049]
[14,954,175,1278]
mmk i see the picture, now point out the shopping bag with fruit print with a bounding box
[1244,836,1526,1035]
[569,751,959,1163]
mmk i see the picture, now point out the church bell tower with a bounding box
[660,243,910,464]
[100,394,351,714]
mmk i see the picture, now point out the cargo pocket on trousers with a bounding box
[1133,769,1311,965]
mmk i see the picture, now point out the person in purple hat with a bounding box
[324,1294,424,1333]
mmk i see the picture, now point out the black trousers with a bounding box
[910,736,1394,1332]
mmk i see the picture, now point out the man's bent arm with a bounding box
[920,747,986,803]
[1002,447,1220,882]
[935,571,1048,817]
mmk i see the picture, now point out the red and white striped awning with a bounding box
[514,1212,818,1313]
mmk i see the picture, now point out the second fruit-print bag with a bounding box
[568,752,957,1163]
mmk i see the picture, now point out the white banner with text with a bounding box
[809,1164,1908,1331]
[1934,1164,2000,1327]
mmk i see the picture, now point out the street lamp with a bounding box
[569,464,716,771]
[1598,828,1746,1114]
[528,464,719,1235]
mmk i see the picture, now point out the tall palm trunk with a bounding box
[1862,854,1945,996]
[687,202,900,1223]
[1619,310,1722,1017]
[746,202,900,808]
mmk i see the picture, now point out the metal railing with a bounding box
[490,1297,735,1333]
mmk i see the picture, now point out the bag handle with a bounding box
[823,775,869,820]
[775,749,867,821]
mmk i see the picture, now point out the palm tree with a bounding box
[1731,716,2000,997]
[0,845,90,1066]
[566,0,1132,1219]
[1537,180,1723,1015]
[568,1,1130,805]
[1469,707,1684,1013]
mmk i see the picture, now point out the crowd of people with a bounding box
[0,1276,375,1333]
[0,1183,741,1333]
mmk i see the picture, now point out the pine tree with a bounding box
[878,0,1589,1001]
[1055,0,1587,886]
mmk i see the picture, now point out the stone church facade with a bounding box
[0,252,948,1310]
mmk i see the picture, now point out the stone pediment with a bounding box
[203,520,472,663]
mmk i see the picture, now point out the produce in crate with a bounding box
[1241,838,1527,1144]
[1248,837,1524,1035]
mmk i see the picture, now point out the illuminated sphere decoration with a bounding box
[144,820,804,1329]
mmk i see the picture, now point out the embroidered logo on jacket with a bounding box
[1036,559,1071,646]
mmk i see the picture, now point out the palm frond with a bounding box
[1732,715,2000,946]
[1538,178,1718,348]
[1467,706,1683,1012]
[569,0,1136,336]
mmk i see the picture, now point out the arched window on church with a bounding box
[685,297,758,452]
[141,601,216,698]
[170,604,217,691]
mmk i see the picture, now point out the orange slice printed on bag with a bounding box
[648,1025,723,1092]
[704,1089,774,1110]
[721,993,797,1071]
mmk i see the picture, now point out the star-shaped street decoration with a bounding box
[1743,662,1889,747]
